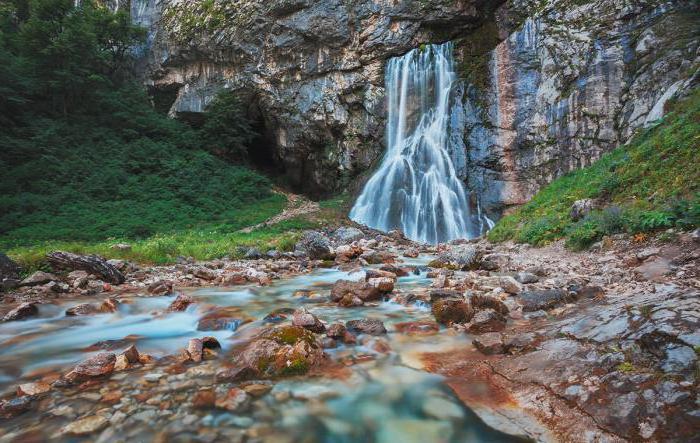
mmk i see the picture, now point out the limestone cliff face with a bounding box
[136,0,500,197]
[136,0,699,217]
[461,0,699,217]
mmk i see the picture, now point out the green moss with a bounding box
[267,325,315,347]
[278,354,310,376]
[489,89,700,248]
[617,362,635,373]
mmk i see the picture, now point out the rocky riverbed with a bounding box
[0,227,698,442]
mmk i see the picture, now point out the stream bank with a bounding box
[0,227,698,442]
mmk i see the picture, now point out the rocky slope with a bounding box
[134,0,698,217]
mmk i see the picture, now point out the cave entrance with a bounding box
[247,105,285,178]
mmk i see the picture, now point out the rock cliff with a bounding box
[134,0,699,217]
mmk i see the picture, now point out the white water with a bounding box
[351,42,484,244]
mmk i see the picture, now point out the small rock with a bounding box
[473,332,505,355]
[65,303,101,316]
[467,309,506,334]
[326,323,347,339]
[17,382,51,396]
[333,226,364,243]
[187,338,204,363]
[292,308,326,333]
[514,272,539,284]
[367,277,394,292]
[167,294,194,312]
[20,271,57,287]
[61,415,108,436]
[241,382,273,397]
[0,396,34,418]
[346,319,387,335]
[110,243,132,251]
[570,199,596,221]
[330,280,381,304]
[192,266,218,281]
[147,280,173,295]
[295,231,333,260]
[215,387,249,412]
[192,389,216,409]
[520,289,572,311]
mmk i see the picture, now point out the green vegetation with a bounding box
[0,0,329,269]
[489,90,700,250]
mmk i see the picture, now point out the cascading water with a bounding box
[350,42,489,244]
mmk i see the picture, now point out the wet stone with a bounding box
[346,319,387,336]
[467,309,506,334]
[473,332,505,355]
[3,302,38,322]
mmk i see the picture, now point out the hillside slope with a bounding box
[488,89,700,250]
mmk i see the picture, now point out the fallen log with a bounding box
[46,251,125,284]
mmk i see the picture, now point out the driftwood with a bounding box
[46,251,125,284]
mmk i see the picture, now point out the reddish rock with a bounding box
[147,280,173,295]
[100,298,119,313]
[17,381,51,397]
[365,269,397,280]
[395,321,440,335]
[331,280,381,303]
[0,396,34,418]
[379,264,409,276]
[346,319,387,336]
[100,390,122,404]
[326,323,347,339]
[215,387,249,412]
[64,352,116,383]
[66,303,100,316]
[368,277,394,293]
[3,302,38,322]
[121,345,140,364]
[193,389,216,409]
[432,299,473,325]
[338,294,364,307]
[167,294,194,312]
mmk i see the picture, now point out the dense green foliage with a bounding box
[200,91,255,161]
[0,0,283,250]
[489,90,700,250]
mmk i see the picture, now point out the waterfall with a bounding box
[350,42,487,244]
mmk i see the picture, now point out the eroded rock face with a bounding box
[139,0,499,197]
[138,0,697,214]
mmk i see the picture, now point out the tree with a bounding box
[200,91,255,161]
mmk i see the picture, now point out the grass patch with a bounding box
[489,89,700,249]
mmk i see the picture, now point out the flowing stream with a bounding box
[0,256,523,442]
[351,43,488,244]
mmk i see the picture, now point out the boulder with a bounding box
[379,264,409,277]
[333,226,364,243]
[330,280,381,303]
[514,272,539,284]
[346,319,387,335]
[187,338,204,362]
[470,294,509,316]
[46,251,125,284]
[167,294,195,312]
[365,269,396,280]
[191,266,217,281]
[480,276,522,294]
[64,352,116,383]
[295,231,333,260]
[20,271,58,287]
[367,277,394,293]
[473,333,505,355]
[230,325,325,380]
[430,245,481,270]
[432,299,473,325]
[519,289,572,311]
[429,289,462,303]
[3,302,39,322]
[326,323,347,339]
[570,199,596,221]
[467,309,506,334]
[263,307,296,323]
[292,308,326,333]
[147,280,173,295]
[65,303,101,316]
